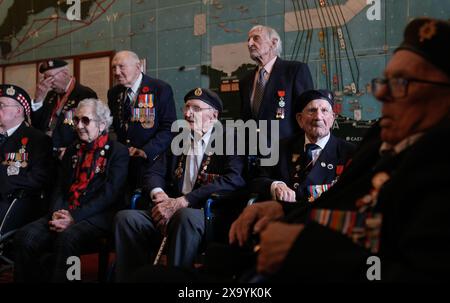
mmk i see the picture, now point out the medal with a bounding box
[279,101,285,108]
[175,167,183,178]
[7,165,19,176]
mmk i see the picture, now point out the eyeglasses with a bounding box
[371,77,450,99]
[73,116,98,126]
[183,105,214,113]
[0,103,19,110]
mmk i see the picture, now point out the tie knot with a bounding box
[259,68,266,78]
[305,143,320,154]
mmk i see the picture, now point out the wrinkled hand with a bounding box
[35,77,53,103]
[129,147,147,159]
[273,183,296,202]
[229,201,284,247]
[152,191,169,204]
[49,209,75,232]
[257,222,304,275]
[151,196,189,231]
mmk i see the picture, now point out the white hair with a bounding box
[77,99,113,130]
[250,25,282,56]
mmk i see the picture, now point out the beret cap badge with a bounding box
[419,20,437,42]
[6,86,15,96]
[194,88,202,96]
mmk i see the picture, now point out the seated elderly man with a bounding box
[114,88,246,282]
[229,17,450,282]
[0,84,53,235]
[13,99,129,282]
[250,89,355,204]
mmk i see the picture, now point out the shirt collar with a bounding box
[304,133,330,150]
[129,73,143,96]
[259,56,277,75]
[6,122,22,137]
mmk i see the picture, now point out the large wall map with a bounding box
[0,0,449,142]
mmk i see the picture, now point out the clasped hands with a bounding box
[49,209,74,232]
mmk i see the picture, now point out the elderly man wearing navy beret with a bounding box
[113,88,246,282]
[250,89,356,204]
[31,59,97,156]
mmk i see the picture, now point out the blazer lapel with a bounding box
[287,134,305,185]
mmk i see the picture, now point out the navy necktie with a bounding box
[303,143,320,171]
[122,88,132,122]
[0,133,7,146]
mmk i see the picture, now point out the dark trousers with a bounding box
[114,208,204,282]
[0,196,46,235]
[13,216,106,282]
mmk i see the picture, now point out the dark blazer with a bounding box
[143,129,246,209]
[239,57,314,142]
[31,81,97,148]
[50,139,129,230]
[276,120,450,282]
[108,73,177,164]
[0,122,53,200]
[0,123,53,229]
[251,133,356,202]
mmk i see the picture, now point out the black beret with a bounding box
[184,88,223,113]
[39,59,68,73]
[0,84,32,117]
[395,18,450,78]
[295,89,334,114]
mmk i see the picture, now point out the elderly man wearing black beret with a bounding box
[113,88,246,282]
[0,84,53,237]
[229,17,450,282]
[250,89,356,204]
[31,59,97,156]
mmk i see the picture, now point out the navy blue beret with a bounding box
[184,88,223,113]
[39,58,68,73]
[395,18,450,78]
[295,89,334,114]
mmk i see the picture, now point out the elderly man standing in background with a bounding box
[108,50,177,195]
[240,25,314,145]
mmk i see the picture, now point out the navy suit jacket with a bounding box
[239,57,314,142]
[0,122,53,200]
[143,129,246,209]
[274,120,450,282]
[31,81,97,148]
[251,133,356,202]
[108,73,177,164]
[50,139,129,230]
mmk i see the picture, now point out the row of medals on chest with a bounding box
[3,139,29,176]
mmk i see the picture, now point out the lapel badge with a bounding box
[327,164,334,170]
[321,162,326,167]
